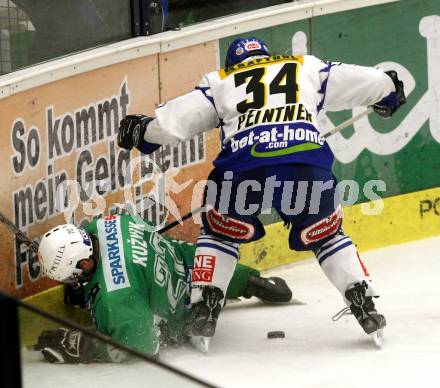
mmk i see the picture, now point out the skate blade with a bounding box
[190,336,210,353]
[371,328,384,348]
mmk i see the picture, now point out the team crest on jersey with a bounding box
[245,41,261,51]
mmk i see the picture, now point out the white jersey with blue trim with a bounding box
[145,55,395,172]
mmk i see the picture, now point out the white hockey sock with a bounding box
[190,234,239,304]
[315,234,380,302]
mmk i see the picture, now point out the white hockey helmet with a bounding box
[38,224,93,283]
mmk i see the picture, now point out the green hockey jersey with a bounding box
[84,214,257,360]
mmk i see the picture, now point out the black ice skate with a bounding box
[345,282,386,338]
[185,287,224,352]
[243,274,292,303]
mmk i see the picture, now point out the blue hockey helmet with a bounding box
[225,37,270,67]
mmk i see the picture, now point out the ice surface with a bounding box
[22,236,440,388]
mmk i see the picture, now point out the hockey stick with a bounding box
[158,206,204,234]
[0,211,39,253]
[321,106,374,139]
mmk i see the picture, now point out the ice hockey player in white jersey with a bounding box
[118,37,406,343]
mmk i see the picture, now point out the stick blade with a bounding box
[189,336,210,353]
[371,328,385,348]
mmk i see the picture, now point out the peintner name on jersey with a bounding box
[237,103,313,131]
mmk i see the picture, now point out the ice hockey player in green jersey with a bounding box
[35,213,292,363]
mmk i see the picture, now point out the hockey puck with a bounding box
[267,331,285,339]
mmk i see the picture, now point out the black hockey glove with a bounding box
[64,284,86,308]
[34,328,100,364]
[117,114,161,154]
[373,70,406,118]
[243,274,292,303]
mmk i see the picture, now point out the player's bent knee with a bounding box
[289,206,344,251]
[202,208,264,243]
[300,205,343,247]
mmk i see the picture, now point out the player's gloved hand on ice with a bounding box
[243,274,292,303]
[117,114,161,154]
[373,70,406,118]
[34,328,99,364]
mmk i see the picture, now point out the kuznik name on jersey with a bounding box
[97,215,131,292]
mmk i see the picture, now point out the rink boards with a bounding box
[240,186,440,269]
